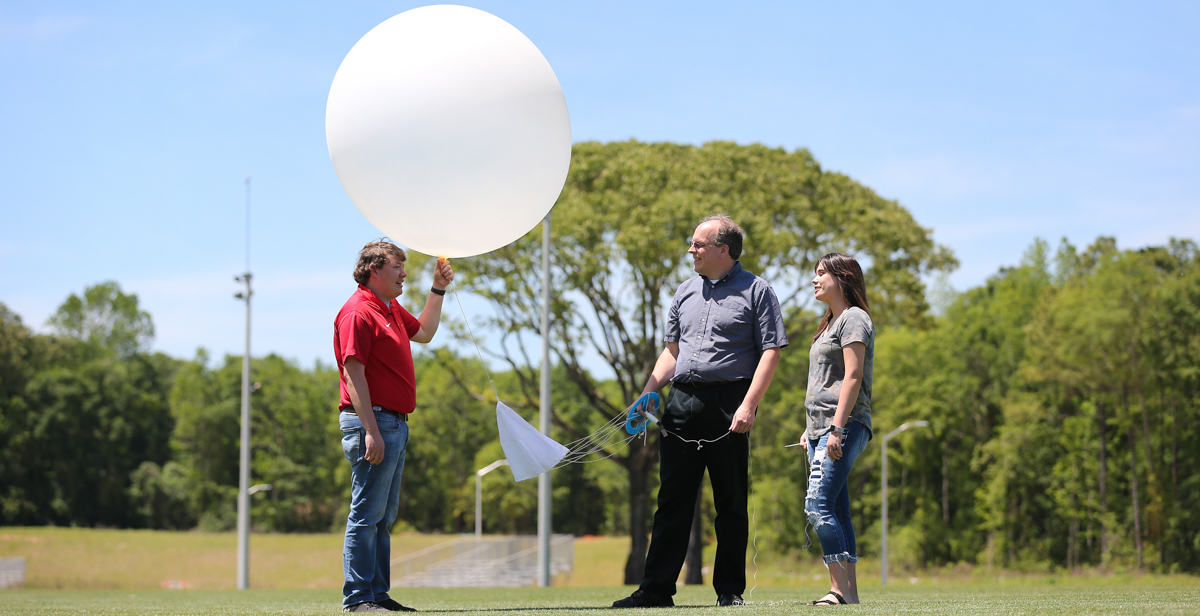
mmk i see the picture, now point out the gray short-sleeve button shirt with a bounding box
[665,262,788,384]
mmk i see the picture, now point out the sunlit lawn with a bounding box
[2,527,1197,614]
[3,582,1200,615]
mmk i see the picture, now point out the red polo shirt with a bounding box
[334,285,422,414]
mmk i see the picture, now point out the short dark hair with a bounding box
[700,213,744,260]
[353,239,406,285]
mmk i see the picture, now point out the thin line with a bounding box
[449,282,500,402]
[447,282,646,469]
[660,428,732,449]
[748,436,759,600]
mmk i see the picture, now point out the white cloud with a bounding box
[0,13,88,42]
[176,26,253,69]
[862,154,1014,202]
[935,215,1061,243]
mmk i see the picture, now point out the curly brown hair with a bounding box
[352,240,407,286]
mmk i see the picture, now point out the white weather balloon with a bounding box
[326,5,572,258]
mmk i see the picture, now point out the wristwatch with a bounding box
[830,425,846,437]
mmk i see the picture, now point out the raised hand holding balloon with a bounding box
[326,6,666,483]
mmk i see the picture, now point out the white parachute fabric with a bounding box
[496,401,568,482]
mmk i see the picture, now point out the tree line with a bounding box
[1,141,1196,576]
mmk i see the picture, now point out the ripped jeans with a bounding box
[805,421,869,565]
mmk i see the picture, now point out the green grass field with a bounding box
[2,528,1197,614]
[2,583,1200,616]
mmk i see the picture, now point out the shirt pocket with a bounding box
[720,296,752,325]
[815,338,840,364]
[712,296,752,341]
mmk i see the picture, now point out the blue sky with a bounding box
[2,1,1198,367]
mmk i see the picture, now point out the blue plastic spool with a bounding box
[625,392,661,435]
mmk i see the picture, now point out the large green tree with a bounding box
[168,351,348,532]
[453,140,956,581]
[0,303,44,522]
[870,236,1200,573]
[47,280,154,359]
[869,240,1051,568]
[0,284,178,527]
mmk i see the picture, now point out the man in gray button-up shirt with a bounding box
[613,214,787,609]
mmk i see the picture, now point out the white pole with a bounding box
[880,420,928,587]
[476,460,509,541]
[476,472,483,541]
[537,213,552,587]
[880,437,888,587]
[236,174,252,590]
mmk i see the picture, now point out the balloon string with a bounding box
[447,278,758,588]
[659,428,732,450]
[448,282,500,403]
[748,435,759,601]
[446,281,640,466]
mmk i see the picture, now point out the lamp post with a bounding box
[880,420,928,586]
[235,174,253,590]
[537,212,552,588]
[476,460,510,540]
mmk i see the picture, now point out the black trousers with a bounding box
[640,381,751,597]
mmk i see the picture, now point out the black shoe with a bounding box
[613,589,675,608]
[376,598,417,612]
[343,602,390,613]
[717,594,745,606]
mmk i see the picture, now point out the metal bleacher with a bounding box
[391,534,574,587]
[0,558,24,589]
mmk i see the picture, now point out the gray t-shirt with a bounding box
[804,306,874,439]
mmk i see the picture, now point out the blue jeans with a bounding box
[341,411,409,608]
[805,421,869,565]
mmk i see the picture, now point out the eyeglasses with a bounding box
[686,239,722,249]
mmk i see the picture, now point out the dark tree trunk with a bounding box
[1139,392,1155,477]
[1170,395,1178,567]
[942,451,950,525]
[1097,400,1108,561]
[1068,518,1078,571]
[624,440,655,585]
[685,491,704,584]
[1171,396,1178,495]
[1128,426,1144,569]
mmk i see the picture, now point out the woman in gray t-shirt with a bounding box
[802,253,874,606]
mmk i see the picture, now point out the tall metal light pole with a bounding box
[235,174,253,590]
[537,212,552,587]
[880,420,928,586]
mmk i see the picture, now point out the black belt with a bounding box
[676,379,745,389]
[341,405,406,420]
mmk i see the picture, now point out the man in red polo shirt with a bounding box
[335,239,453,613]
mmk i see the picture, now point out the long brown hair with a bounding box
[812,252,870,342]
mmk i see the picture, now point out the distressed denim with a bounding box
[805,421,869,565]
[341,411,409,608]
